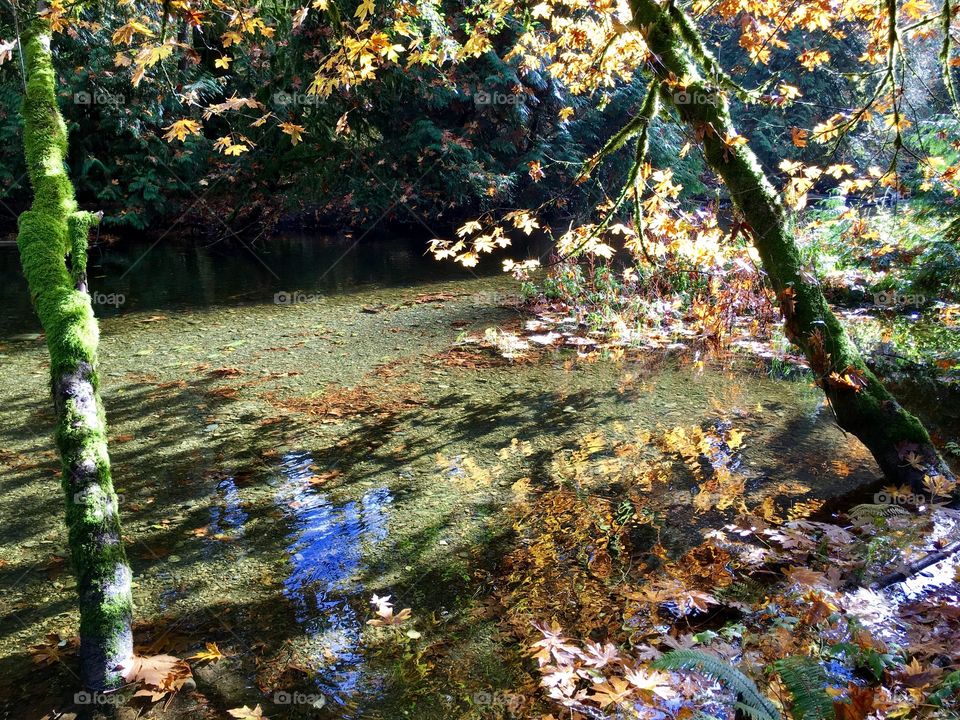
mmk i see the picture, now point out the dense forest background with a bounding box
[0,2,954,251]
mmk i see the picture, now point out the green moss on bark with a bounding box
[16,28,134,691]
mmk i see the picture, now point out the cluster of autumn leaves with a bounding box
[480,422,960,718]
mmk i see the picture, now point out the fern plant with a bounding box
[847,503,909,524]
[773,656,835,720]
[652,649,781,720]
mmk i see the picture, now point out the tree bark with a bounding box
[628,0,954,491]
[16,28,134,691]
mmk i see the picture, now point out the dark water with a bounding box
[0,233,512,335]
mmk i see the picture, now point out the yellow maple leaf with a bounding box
[163,119,202,142]
[355,0,374,20]
[222,30,244,47]
[188,642,229,663]
[112,18,154,46]
[279,122,306,145]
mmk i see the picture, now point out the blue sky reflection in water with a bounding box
[208,478,249,541]
[274,450,393,704]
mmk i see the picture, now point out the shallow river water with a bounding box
[0,236,886,718]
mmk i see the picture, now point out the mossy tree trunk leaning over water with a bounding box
[16,26,134,691]
[628,0,954,492]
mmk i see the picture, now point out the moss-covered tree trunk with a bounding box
[16,27,134,691]
[628,0,953,491]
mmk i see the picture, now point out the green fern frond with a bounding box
[653,649,781,720]
[735,700,780,720]
[773,656,835,720]
[848,503,909,522]
[715,578,768,605]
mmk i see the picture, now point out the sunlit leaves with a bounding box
[367,594,413,626]
[120,654,193,702]
[203,95,263,119]
[279,122,306,145]
[826,366,869,392]
[188,642,229,663]
[527,160,545,182]
[163,119,202,142]
[355,0,375,20]
[111,18,153,46]
[213,135,252,156]
[797,48,830,70]
[131,42,175,85]
[227,706,268,720]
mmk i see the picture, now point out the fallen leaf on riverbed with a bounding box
[308,470,341,486]
[368,594,413,626]
[209,367,244,378]
[408,291,458,305]
[228,705,268,719]
[30,633,76,665]
[121,654,193,702]
[188,641,229,663]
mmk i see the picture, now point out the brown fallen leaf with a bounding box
[308,470,341,486]
[31,633,76,666]
[209,367,244,378]
[121,654,193,702]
